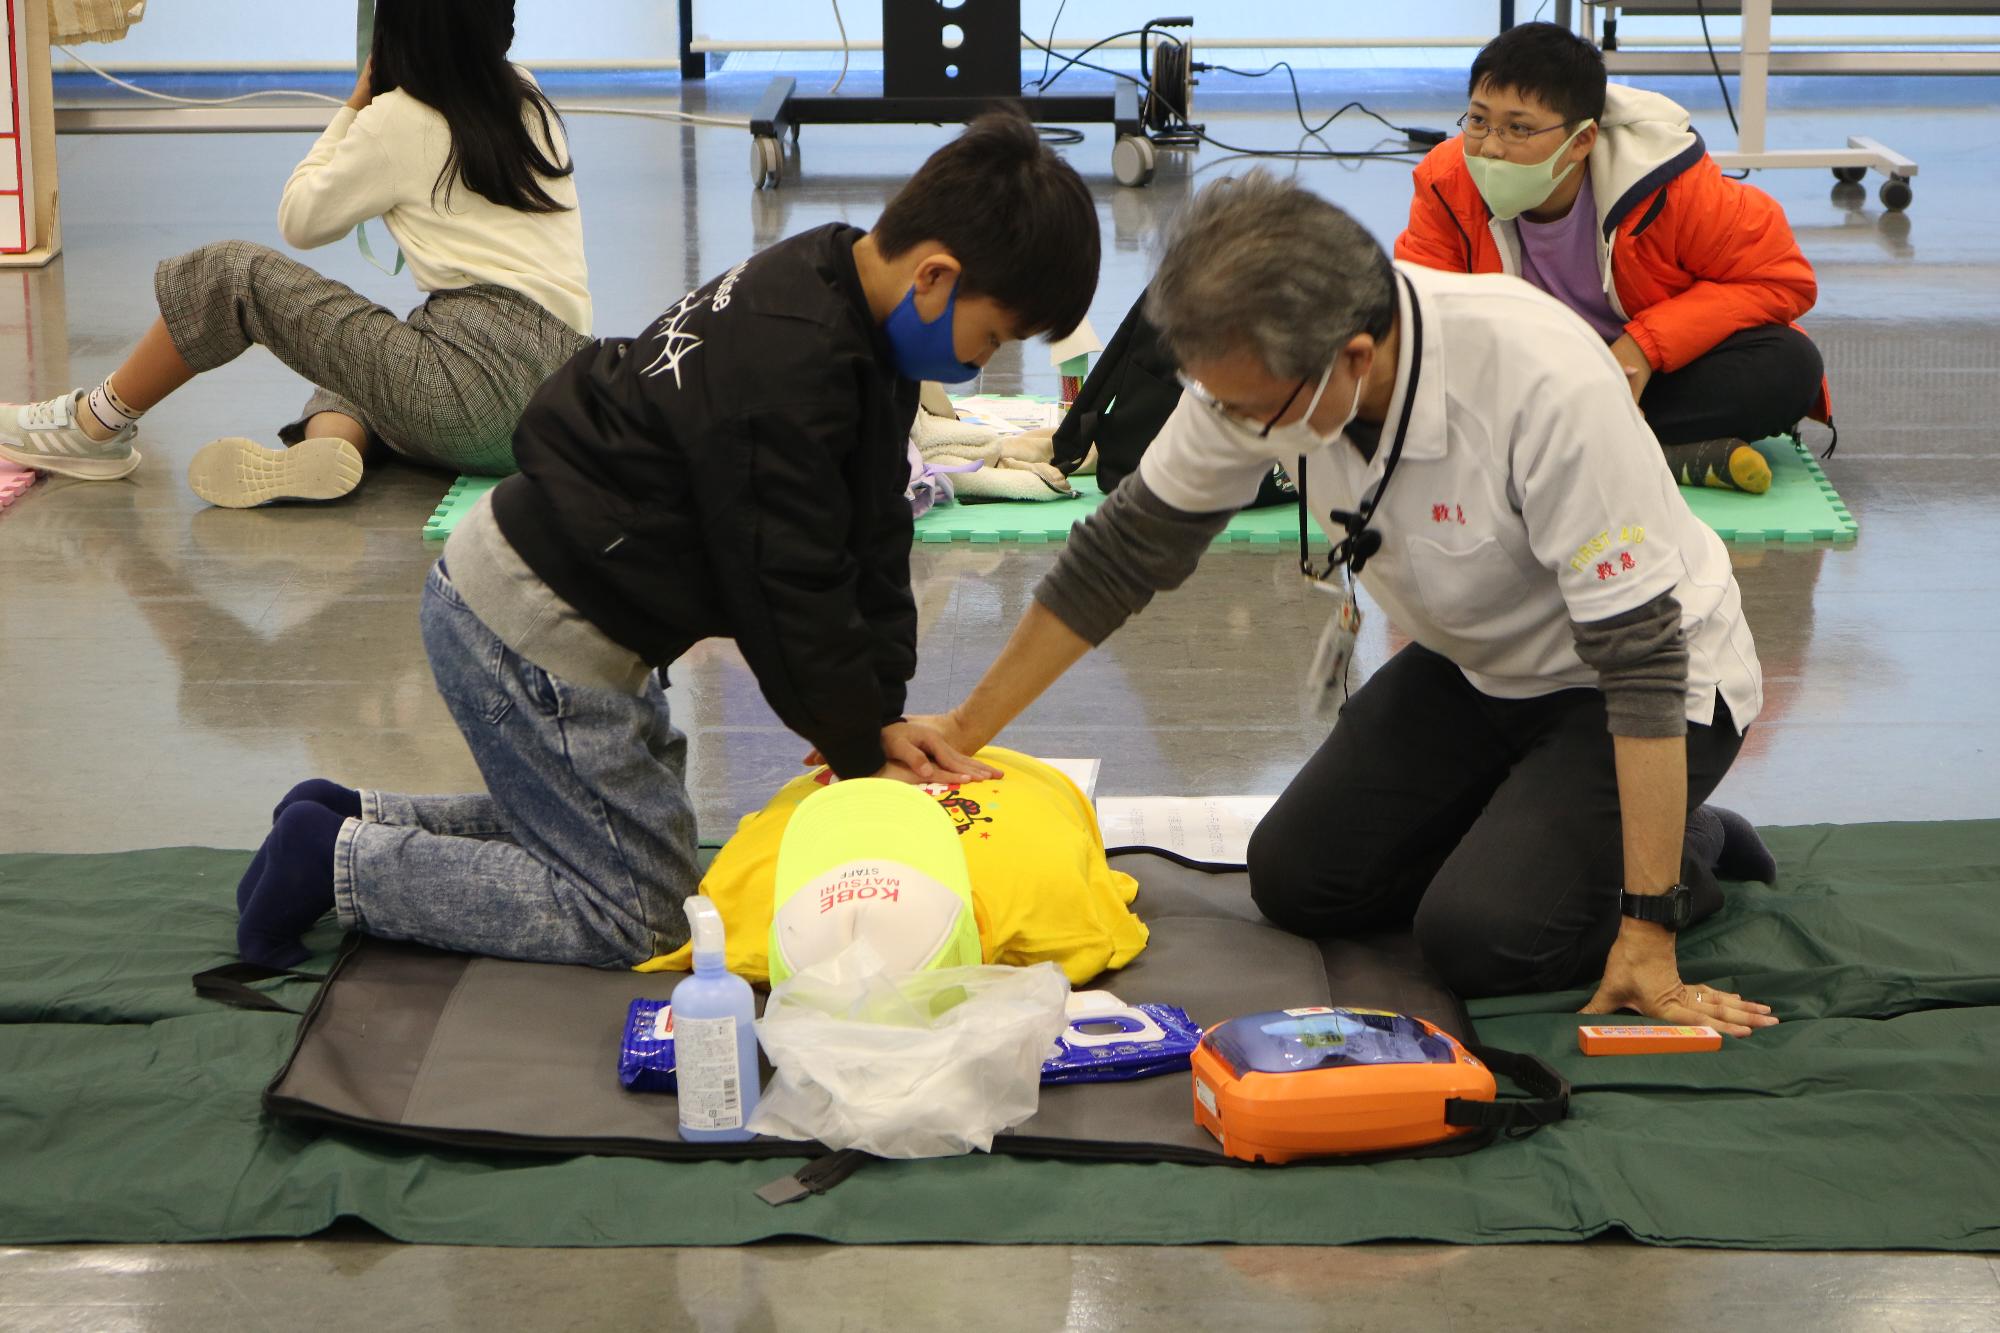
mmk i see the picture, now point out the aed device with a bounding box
[1190,1007,1569,1164]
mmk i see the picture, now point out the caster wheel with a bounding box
[1878,177,1912,212]
[751,135,783,190]
[1831,165,1866,184]
[1112,134,1157,188]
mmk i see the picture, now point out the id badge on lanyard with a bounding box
[1293,274,1422,723]
[1304,564,1363,721]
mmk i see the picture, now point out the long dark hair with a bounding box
[369,0,575,214]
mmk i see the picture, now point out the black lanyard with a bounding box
[1297,275,1424,582]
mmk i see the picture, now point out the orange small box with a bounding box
[1577,1024,1722,1055]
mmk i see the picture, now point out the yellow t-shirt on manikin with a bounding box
[637,747,1148,985]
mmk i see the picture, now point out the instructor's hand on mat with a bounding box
[348,57,375,112]
[804,720,1002,786]
[1581,925,1779,1038]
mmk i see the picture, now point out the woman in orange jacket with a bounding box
[1396,23,1829,494]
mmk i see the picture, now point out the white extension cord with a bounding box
[55,44,753,129]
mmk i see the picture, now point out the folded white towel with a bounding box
[49,0,147,44]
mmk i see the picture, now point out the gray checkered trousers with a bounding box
[155,241,589,475]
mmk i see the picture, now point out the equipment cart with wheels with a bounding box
[747,0,1155,188]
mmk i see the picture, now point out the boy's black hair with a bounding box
[1467,22,1607,127]
[873,107,1100,341]
[371,0,575,215]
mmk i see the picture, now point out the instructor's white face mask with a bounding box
[1465,120,1594,222]
[1268,357,1368,452]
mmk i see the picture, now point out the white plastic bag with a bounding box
[746,942,1070,1158]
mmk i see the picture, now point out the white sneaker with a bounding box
[186,436,365,508]
[0,392,142,480]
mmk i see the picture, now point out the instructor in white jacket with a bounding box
[925,172,1781,1034]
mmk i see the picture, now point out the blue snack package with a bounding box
[1041,1001,1203,1085]
[619,998,677,1093]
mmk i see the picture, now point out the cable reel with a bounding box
[1144,34,1197,141]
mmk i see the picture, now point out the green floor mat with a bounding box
[3,822,1996,1248]
[423,475,501,542]
[1678,436,1857,544]
[424,439,1854,547]
[914,489,1308,546]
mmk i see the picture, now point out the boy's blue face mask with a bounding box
[884,279,981,384]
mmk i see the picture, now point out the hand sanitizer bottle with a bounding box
[670,897,761,1142]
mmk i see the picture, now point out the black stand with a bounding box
[678,0,707,79]
[746,0,1150,188]
[750,80,1143,185]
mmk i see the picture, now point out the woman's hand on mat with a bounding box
[1610,334,1654,406]
[348,58,375,111]
[1582,927,1779,1038]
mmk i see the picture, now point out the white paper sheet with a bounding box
[1040,757,1101,802]
[1094,796,1280,867]
[950,395,1064,434]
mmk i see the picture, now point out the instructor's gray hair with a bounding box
[1144,170,1397,382]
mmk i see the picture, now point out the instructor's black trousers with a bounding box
[1247,644,1746,999]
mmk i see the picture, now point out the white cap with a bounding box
[684,896,725,962]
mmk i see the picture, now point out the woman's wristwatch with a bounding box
[1619,884,1695,931]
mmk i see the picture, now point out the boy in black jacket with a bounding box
[235,111,1100,968]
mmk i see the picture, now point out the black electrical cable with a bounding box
[1694,0,1740,134]
[1017,31,1427,164]
[1038,126,1086,145]
[1204,60,1406,139]
[1694,0,1752,177]
[1019,30,1148,91]
[1022,28,1152,94]
[1191,127,1425,162]
[1194,132,1421,178]
[1033,0,1069,94]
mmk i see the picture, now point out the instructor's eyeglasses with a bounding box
[1457,111,1572,145]
[1179,373,1309,439]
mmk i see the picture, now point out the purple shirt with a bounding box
[1516,169,1627,343]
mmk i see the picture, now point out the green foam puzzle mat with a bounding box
[422,474,501,542]
[422,438,1853,548]
[1676,436,1857,545]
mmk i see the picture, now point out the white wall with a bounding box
[59,0,680,69]
[55,1,2000,71]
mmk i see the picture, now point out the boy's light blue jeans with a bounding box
[333,560,701,966]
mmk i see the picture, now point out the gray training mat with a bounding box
[264,852,1475,1165]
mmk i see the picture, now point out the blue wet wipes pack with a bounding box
[1041,999,1203,1085]
[619,998,677,1093]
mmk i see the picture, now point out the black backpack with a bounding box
[1051,288,1295,508]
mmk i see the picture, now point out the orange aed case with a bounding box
[1190,1008,1568,1164]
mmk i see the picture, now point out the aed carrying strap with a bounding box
[192,961,329,1015]
[1444,1046,1572,1139]
[1298,273,1424,582]
[756,1148,877,1206]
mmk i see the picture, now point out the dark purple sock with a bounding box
[1685,805,1726,872]
[237,803,342,968]
[234,847,269,914]
[240,781,360,911]
[272,778,362,825]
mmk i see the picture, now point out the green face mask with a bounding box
[1464,120,1594,222]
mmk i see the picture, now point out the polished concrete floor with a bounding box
[3,68,1998,1329]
